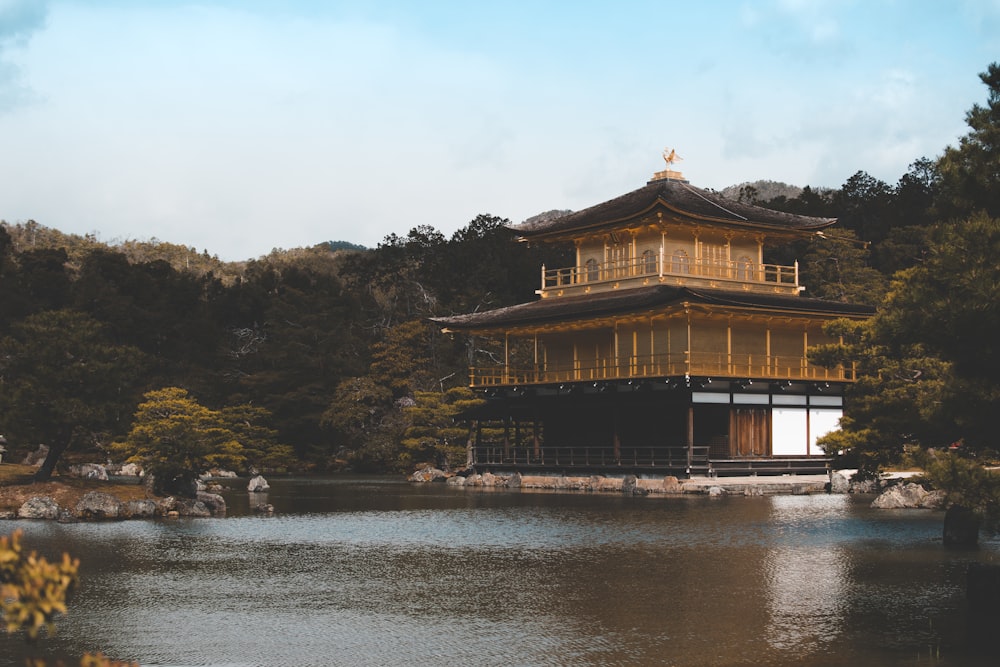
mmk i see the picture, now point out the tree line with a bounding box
[1,63,998,489]
[0,211,554,482]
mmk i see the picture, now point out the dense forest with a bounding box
[1,63,998,484]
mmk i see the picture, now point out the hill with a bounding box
[719,180,804,202]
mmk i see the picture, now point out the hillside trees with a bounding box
[213,254,368,460]
[72,249,223,387]
[759,156,942,285]
[0,310,149,481]
[795,229,885,304]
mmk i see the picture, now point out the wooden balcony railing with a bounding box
[541,256,799,291]
[469,351,857,387]
[472,444,710,471]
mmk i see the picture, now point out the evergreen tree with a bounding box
[0,310,149,481]
[400,387,483,471]
[115,387,246,495]
[937,63,1000,219]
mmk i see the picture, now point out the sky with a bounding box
[1,1,998,261]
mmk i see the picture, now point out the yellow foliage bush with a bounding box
[0,530,78,642]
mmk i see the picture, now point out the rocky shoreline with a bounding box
[1,489,228,521]
[0,464,945,522]
[410,466,947,509]
[0,459,275,521]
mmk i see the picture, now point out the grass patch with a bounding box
[0,463,36,485]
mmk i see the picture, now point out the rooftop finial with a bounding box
[650,147,687,183]
[662,148,682,166]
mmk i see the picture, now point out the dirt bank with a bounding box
[0,464,153,514]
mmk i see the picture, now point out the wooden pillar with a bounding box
[659,231,666,278]
[766,325,772,377]
[613,400,621,462]
[803,328,809,377]
[503,417,511,461]
[614,323,620,377]
[806,407,812,456]
[532,420,540,460]
[727,320,732,376]
[632,328,638,376]
[725,234,733,279]
[504,332,510,384]
[686,405,695,474]
[650,317,656,375]
[533,333,539,382]
[686,308,693,375]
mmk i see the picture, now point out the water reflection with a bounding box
[765,496,850,654]
[2,478,998,667]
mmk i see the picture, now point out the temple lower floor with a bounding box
[466,377,843,477]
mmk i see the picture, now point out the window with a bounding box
[642,249,657,275]
[671,249,690,274]
[703,243,727,277]
[585,258,599,282]
[609,243,628,278]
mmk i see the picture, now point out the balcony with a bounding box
[468,351,856,387]
[540,255,800,297]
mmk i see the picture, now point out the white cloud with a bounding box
[0,0,47,111]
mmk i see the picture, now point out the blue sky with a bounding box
[1,0,998,260]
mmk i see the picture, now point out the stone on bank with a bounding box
[870,482,945,510]
[17,495,60,520]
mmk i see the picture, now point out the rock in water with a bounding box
[408,466,447,483]
[829,471,851,494]
[943,505,980,547]
[248,474,270,492]
[197,491,227,517]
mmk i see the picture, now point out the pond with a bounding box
[2,476,998,666]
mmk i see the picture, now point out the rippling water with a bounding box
[2,477,999,666]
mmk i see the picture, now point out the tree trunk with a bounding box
[33,441,68,482]
[943,504,980,547]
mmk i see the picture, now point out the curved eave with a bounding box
[431,286,874,335]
